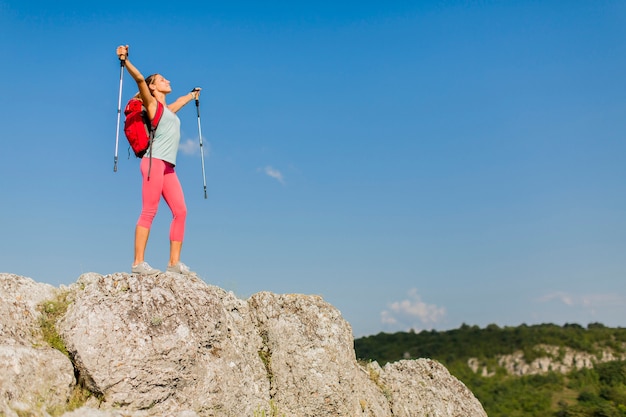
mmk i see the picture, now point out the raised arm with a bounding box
[116,45,158,119]
[168,88,201,113]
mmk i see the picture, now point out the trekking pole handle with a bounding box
[190,87,201,103]
[117,44,129,63]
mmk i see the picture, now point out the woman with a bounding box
[116,45,199,276]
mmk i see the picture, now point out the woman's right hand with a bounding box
[116,45,129,61]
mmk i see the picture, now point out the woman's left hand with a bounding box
[190,87,202,100]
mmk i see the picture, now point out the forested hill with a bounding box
[354,323,626,417]
[354,322,626,365]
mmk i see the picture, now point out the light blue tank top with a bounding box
[145,105,181,166]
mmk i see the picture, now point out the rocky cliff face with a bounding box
[0,272,488,417]
[468,344,626,377]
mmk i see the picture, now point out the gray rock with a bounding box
[381,359,489,417]
[469,343,626,377]
[0,273,58,344]
[0,273,75,416]
[0,272,488,417]
[248,291,392,416]
[58,272,268,416]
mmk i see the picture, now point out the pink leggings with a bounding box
[137,158,187,242]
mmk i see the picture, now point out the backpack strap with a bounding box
[151,101,164,131]
[147,101,164,181]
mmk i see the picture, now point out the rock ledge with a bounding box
[0,272,487,417]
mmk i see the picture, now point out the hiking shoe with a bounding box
[166,262,197,276]
[131,261,161,275]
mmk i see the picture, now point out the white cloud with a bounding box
[581,294,625,307]
[179,138,210,156]
[380,310,397,325]
[537,291,624,309]
[535,291,626,322]
[537,291,574,306]
[381,288,446,330]
[263,166,285,184]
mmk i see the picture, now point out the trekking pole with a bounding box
[193,88,208,199]
[113,59,125,172]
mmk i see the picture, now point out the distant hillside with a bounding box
[354,323,626,417]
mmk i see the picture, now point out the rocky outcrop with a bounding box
[468,344,626,377]
[0,272,488,417]
[0,274,75,416]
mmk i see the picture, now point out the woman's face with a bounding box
[150,74,172,94]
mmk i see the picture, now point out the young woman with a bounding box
[116,45,200,276]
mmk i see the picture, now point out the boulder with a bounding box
[0,272,488,417]
[0,273,75,416]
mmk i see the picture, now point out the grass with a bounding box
[37,291,71,357]
[37,292,101,415]
[253,400,285,417]
[362,360,392,402]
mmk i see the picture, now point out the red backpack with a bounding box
[123,98,164,158]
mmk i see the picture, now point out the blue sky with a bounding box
[1,0,625,337]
